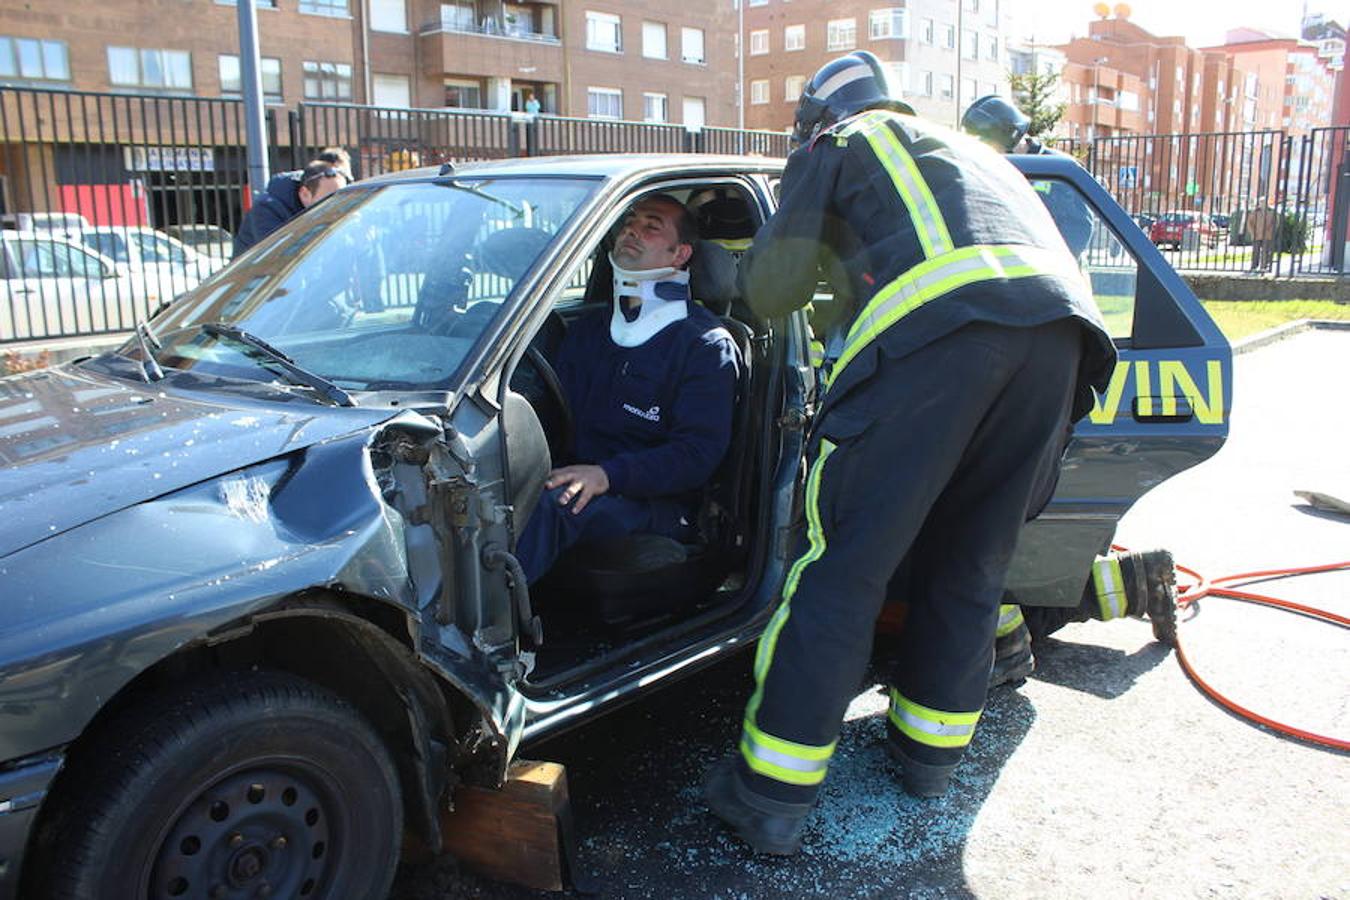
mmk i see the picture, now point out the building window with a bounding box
[920,18,934,45]
[785,74,805,101]
[681,27,705,64]
[962,76,977,105]
[683,95,705,128]
[0,36,70,82]
[299,0,348,15]
[587,86,622,119]
[943,24,956,49]
[920,70,933,96]
[372,73,410,108]
[750,79,769,104]
[827,18,857,51]
[444,77,483,108]
[750,29,769,55]
[303,60,353,100]
[785,24,806,52]
[749,0,768,5]
[643,92,667,122]
[962,29,977,60]
[370,0,407,32]
[642,21,667,59]
[986,35,997,61]
[869,9,907,40]
[108,47,193,90]
[440,2,476,30]
[218,55,282,101]
[213,0,277,7]
[885,62,908,95]
[939,73,954,99]
[587,11,623,53]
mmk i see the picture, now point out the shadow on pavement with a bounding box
[393,647,1039,899]
[1026,636,1171,699]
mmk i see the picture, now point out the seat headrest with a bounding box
[688,240,739,316]
[478,226,553,279]
[695,197,756,241]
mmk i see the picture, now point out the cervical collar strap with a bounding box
[610,253,691,347]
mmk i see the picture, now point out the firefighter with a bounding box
[961,95,1094,258]
[960,96,1178,687]
[702,51,1117,855]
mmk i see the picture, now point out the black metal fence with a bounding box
[1052,127,1345,278]
[0,82,1339,345]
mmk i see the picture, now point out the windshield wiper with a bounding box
[201,323,354,407]
[133,320,164,383]
[445,179,527,219]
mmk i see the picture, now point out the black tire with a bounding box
[31,670,402,900]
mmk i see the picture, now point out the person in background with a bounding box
[231,148,353,257]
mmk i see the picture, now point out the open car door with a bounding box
[1003,153,1232,607]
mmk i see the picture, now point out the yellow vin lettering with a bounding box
[1089,359,1225,425]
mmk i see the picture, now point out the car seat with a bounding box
[547,240,757,626]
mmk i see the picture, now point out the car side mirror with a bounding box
[100,261,117,279]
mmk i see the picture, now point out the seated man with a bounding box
[515,194,741,584]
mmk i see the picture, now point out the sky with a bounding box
[1013,0,1323,48]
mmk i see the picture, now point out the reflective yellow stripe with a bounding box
[838,111,952,259]
[1092,557,1128,621]
[740,720,835,786]
[888,689,983,749]
[996,604,1025,637]
[809,339,825,368]
[827,243,1081,389]
[741,439,839,785]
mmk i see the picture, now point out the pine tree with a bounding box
[1009,70,1067,138]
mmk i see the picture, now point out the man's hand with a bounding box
[546,464,610,514]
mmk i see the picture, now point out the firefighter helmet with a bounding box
[791,51,914,147]
[960,95,1031,152]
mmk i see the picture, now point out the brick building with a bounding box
[0,0,737,125]
[741,0,1016,132]
[1203,30,1338,138]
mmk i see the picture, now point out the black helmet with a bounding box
[791,51,914,147]
[960,95,1030,152]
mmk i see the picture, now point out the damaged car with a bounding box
[0,152,1231,899]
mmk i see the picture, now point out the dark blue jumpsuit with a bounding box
[734,110,1116,805]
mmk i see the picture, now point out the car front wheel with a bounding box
[29,670,403,900]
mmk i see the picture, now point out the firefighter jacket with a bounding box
[741,109,1116,421]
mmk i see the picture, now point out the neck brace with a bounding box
[609,253,691,347]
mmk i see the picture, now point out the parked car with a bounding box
[0,211,90,241]
[1133,212,1157,232]
[0,153,1231,899]
[0,231,149,341]
[1149,210,1219,249]
[165,223,234,262]
[76,225,225,300]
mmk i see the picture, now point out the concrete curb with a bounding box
[1232,319,1350,355]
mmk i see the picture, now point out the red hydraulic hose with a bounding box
[1122,547,1350,752]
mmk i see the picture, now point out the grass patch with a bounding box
[1201,299,1350,341]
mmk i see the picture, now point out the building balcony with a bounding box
[419,21,564,82]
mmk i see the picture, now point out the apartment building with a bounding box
[741,0,1014,132]
[0,0,737,125]
[1204,30,1338,138]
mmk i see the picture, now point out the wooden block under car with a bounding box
[438,760,576,892]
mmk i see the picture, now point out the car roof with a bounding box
[357,153,787,186]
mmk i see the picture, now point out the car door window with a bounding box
[135,232,189,266]
[82,232,130,263]
[1030,178,1136,341]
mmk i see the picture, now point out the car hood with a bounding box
[0,362,401,559]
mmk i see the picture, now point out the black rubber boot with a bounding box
[988,622,1034,689]
[883,740,956,798]
[1122,550,1178,646]
[702,757,811,856]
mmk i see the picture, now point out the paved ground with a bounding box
[395,329,1349,899]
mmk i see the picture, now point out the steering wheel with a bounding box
[517,342,574,462]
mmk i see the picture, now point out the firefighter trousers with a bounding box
[737,318,1083,806]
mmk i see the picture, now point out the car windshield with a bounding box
[144,176,597,393]
[82,232,131,262]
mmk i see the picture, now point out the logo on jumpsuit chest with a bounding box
[622,403,662,423]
